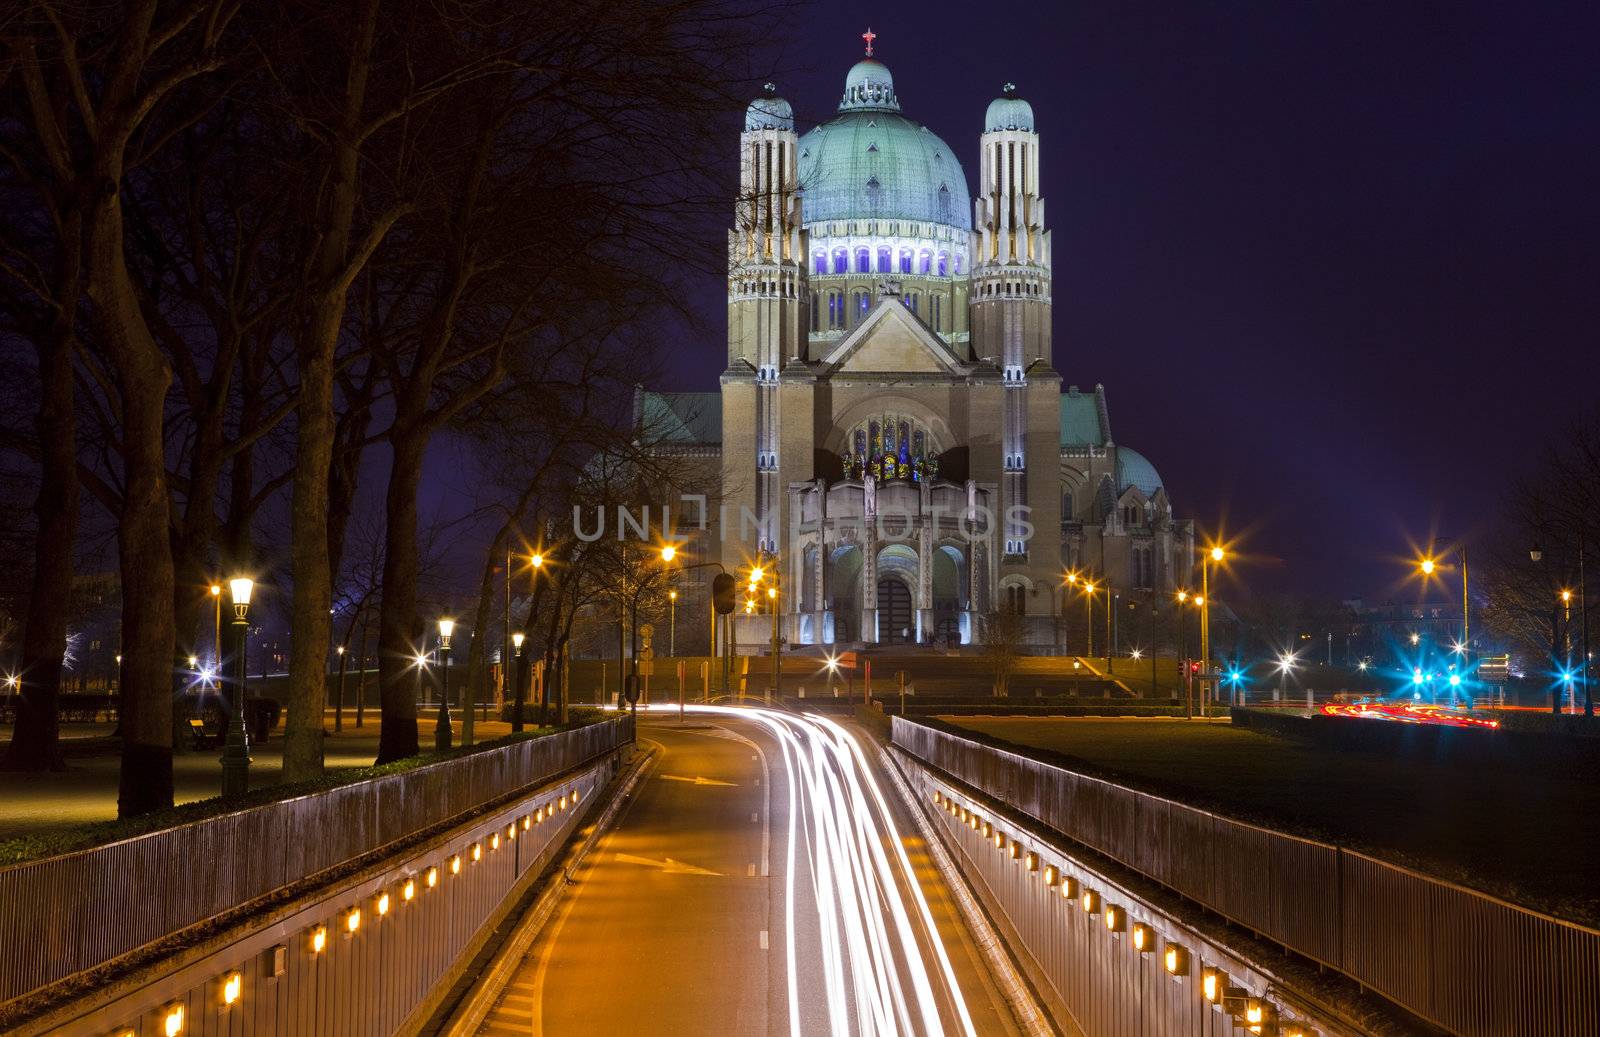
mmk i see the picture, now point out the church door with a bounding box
[876,578,914,643]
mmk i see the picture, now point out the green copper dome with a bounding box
[745,87,794,132]
[797,60,971,231]
[985,84,1034,133]
[1116,446,1164,495]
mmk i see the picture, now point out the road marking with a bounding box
[615,852,723,876]
[759,929,769,950]
[660,774,738,787]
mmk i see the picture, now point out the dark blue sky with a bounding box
[655,0,1599,598]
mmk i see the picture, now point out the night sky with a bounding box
[653,0,1600,600]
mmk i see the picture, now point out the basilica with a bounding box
[639,46,1193,648]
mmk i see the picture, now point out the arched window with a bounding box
[1004,585,1026,614]
[813,252,827,275]
[898,249,912,274]
[809,292,818,333]
[938,184,952,222]
[919,251,932,275]
[954,255,964,274]
[937,252,949,276]
[832,248,848,274]
[827,291,844,330]
[930,295,941,330]
[855,247,871,273]
[877,246,891,272]
[855,290,871,323]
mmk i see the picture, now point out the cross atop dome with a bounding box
[861,27,876,57]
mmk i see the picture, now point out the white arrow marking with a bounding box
[614,853,723,876]
[660,774,738,787]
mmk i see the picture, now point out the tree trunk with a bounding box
[1,309,79,773]
[283,315,338,780]
[375,429,427,762]
[463,526,510,742]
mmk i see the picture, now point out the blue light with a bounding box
[1447,674,1462,687]
[1412,668,1425,685]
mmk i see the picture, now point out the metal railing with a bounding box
[892,717,1600,1037]
[0,717,632,1007]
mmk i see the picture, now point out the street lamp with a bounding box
[1276,650,1296,701]
[221,578,253,797]
[1529,534,1580,713]
[1416,540,1470,670]
[1082,582,1098,657]
[668,589,678,658]
[767,580,780,704]
[511,631,527,732]
[209,583,222,672]
[334,644,348,733]
[1200,545,1226,712]
[435,618,454,752]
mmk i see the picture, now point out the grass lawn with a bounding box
[945,716,1600,927]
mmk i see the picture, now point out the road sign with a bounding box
[1478,654,1510,681]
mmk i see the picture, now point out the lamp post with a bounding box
[1418,540,1470,668]
[435,618,454,751]
[1083,581,1097,657]
[209,584,222,673]
[768,581,780,704]
[511,631,527,732]
[1200,546,1225,712]
[221,578,253,797]
[669,589,677,658]
[334,644,347,732]
[1536,539,1592,716]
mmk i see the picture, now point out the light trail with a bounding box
[637,704,978,1037]
[1320,701,1500,729]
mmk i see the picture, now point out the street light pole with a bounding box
[669,589,677,658]
[435,619,454,751]
[221,578,253,798]
[769,581,780,705]
[511,631,526,732]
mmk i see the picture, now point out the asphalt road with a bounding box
[477,707,1019,1037]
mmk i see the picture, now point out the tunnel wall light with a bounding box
[1131,923,1154,953]
[310,925,328,954]
[402,878,416,902]
[1080,889,1101,913]
[1024,852,1039,873]
[1060,876,1079,900]
[1104,904,1126,932]
[163,1002,185,1037]
[427,865,440,887]
[375,891,391,916]
[1043,864,1059,887]
[1201,966,1227,1004]
[1008,842,1022,861]
[344,907,362,935]
[220,971,242,1007]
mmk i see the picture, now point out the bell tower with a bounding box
[972,84,1052,556]
[727,85,807,554]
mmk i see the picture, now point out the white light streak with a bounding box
[639,704,977,1037]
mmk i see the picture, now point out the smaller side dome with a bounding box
[985,82,1035,133]
[746,84,794,132]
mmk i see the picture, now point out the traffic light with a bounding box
[712,572,736,614]
[1189,661,1201,674]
